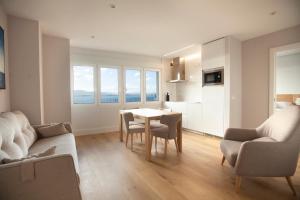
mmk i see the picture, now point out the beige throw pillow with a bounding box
[2,146,56,164]
[38,123,69,138]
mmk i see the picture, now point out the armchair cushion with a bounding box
[220,140,242,167]
[224,128,258,141]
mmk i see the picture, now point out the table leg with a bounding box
[145,118,151,161]
[119,113,123,142]
[177,115,182,153]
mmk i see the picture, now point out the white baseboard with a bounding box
[74,126,119,136]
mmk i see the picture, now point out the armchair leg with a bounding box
[285,176,297,196]
[140,132,143,142]
[235,176,242,193]
[221,156,225,166]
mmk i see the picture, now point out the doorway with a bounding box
[269,42,300,116]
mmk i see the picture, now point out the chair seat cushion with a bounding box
[128,124,145,133]
[150,121,164,129]
[151,125,169,138]
[220,140,242,167]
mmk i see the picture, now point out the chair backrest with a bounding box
[160,114,180,139]
[256,106,300,142]
[122,112,134,132]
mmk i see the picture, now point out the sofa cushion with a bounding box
[29,133,79,172]
[2,146,56,164]
[0,111,37,163]
[38,123,69,138]
[220,140,242,167]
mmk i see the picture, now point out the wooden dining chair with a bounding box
[150,114,180,156]
[122,112,145,150]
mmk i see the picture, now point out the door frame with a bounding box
[269,42,300,116]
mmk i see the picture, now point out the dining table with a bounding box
[119,108,182,161]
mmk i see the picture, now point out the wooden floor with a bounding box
[76,131,300,200]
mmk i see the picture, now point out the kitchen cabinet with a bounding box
[201,86,224,137]
[186,103,202,131]
[164,102,188,128]
[164,102,202,132]
[202,38,226,70]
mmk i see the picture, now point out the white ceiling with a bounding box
[1,0,300,57]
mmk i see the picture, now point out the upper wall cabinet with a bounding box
[202,38,226,70]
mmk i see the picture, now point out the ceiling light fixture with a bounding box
[110,4,116,8]
[91,35,95,39]
[270,11,277,16]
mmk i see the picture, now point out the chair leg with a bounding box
[150,135,153,152]
[285,176,297,196]
[174,138,179,154]
[131,133,133,151]
[140,132,143,142]
[155,137,157,151]
[164,139,168,157]
[221,155,225,166]
[126,133,129,147]
[235,176,242,193]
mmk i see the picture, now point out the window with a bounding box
[145,70,159,101]
[125,69,141,102]
[73,66,95,104]
[100,67,119,103]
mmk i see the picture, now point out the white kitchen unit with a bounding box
[164,101,202,132]
[201,86,224,137]
[201,37,242,137]
[163,36,241,137]
[164,102,188,128]
[202,38,226,70]
[186,102,202,131]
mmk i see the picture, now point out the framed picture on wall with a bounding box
[0,26,4,89]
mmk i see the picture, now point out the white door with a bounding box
[201,86,224,137]
[186,103,202,132]
[269,42,300,115]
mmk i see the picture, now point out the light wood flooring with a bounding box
[76,131,300,200]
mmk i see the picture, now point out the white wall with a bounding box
[276,52,300,94]
[42,35,71,123]
[8,15,43,124]
[71,47,163,135]
[0,5,9,113]
[242,25,300,128]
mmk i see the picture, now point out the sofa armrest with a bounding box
[224,128,258,141]
[0,154,81,200]
[235,141,299,177]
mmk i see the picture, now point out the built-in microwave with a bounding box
[202,68,224,86]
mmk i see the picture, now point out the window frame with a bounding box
[123,67,143,104]
[71,65,97,105]
[98,65,122,105]
[71,65,162,106]
[144,68,161,103]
